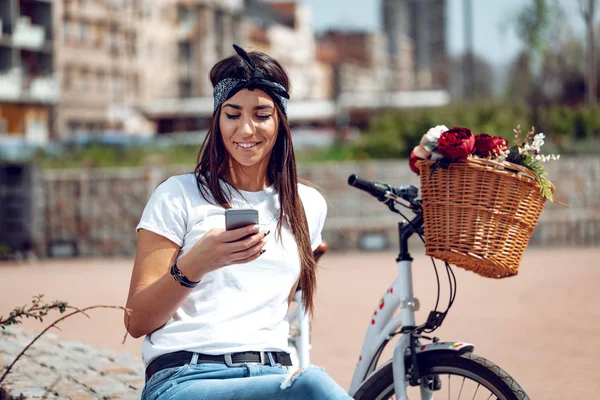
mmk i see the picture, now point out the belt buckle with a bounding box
[224,352,265,367]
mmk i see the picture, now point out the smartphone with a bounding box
[225,209,259,231]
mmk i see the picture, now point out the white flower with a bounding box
[420,125,449,145]
[413,144,431,159]
[531,133,545,152]
[496,148,510,162]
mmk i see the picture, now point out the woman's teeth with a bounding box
[237,142,259,149]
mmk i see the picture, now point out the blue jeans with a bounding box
[142,359,352,400]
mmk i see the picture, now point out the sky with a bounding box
[300,0,586,67]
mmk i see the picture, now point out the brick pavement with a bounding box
[0,328,144,399]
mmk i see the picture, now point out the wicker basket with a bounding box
[417,158,548,278]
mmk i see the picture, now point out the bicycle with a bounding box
[287,174,530,400]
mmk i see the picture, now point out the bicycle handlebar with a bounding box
[347,174,421,210]
[347,174,391,202]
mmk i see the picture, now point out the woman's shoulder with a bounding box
[157,173,197,193]
[298,182,326,210]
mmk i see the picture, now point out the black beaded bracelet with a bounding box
[170,262,201,288]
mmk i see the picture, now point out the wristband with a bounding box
[170,262,201,288]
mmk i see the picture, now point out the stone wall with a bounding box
[32,157,599,258]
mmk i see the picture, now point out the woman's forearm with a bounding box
[125,270,195,338]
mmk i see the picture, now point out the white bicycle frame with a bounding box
[348,257,429,399]
[287,289,311,371]
[288,257,473,400]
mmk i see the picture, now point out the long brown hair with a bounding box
[194,50,317,314]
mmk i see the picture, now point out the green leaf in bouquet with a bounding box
[522,153,553,202]
[424,142,437,152]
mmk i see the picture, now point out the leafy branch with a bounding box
[0,295,131,386]
[0,294,69,329]
[523,153,554,201]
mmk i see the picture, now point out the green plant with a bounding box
[0,243,11,261]
[0,295,130,386]
[0,294,67,329]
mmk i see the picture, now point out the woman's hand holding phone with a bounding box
[176,219,268,281]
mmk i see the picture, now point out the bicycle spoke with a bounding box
[471,383,480,400]
[456,376,466,399]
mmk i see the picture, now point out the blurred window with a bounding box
[63,20,71,42]
[178,41,192,64]
[79,69,89,90]
[214,10,224,58]
[179,79,192,98]
[112,74,123,94]
[132,74,139,96]
[128,33,137,56]
[64,66,73,90]
[79,21,87,44]
[94,23,105,49]
[109,25,118,53]
[67,121,77,136]
[97,71,105,91]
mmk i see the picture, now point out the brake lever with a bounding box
[384,191,419,210]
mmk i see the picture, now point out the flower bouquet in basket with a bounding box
[409,125,562,279]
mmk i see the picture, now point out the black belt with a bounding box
[145,351,293,382]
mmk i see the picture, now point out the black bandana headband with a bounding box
[213,44,290,117]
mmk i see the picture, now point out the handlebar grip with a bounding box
[347,174,390,200]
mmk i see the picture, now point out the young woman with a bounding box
[125,45,351,399]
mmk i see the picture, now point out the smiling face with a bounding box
[219,88,279,182]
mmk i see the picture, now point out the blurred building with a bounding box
[246,1,316,101]
[313,41,335,101]
[318,30,391,94]
[382,0,447,89]
[137,0,178,112]
[0,0,58,144]
[143,0,245,134]
[145,0,335,133]
[244,1,337,126]
[316,27,448,129]
[54,0,149,137]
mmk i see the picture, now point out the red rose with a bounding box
[409,151,420,175]
[436,127,476,160]
[474,134,509,157]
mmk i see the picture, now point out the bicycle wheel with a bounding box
[353,352,529,400]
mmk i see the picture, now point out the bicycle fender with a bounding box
[416,341,474,354]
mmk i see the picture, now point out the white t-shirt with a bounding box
[136,173,327,366]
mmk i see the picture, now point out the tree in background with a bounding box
[448,54,495,101]
[545,33,586,106]
[513,0,565,127]
[506,53,535,101]
[579,0,598,107]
